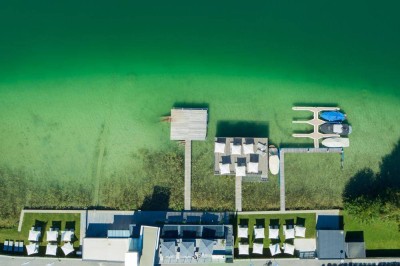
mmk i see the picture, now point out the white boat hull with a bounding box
[322,137,349,148]
[269,155,280,175]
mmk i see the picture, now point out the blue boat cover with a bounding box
[320,111,346,122]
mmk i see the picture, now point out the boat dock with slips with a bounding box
[292,106,341,148]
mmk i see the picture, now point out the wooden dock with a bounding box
[292,106,341,148]
[184,140,192,210]
[279,147,343,211]
[235,176,242,211]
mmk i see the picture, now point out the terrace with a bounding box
[214,137,269,179]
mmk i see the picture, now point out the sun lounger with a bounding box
[3,240,9,251]
[14,241,19,252]
[18,241,24,252]
[7,240,13,251]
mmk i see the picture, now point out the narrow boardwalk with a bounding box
[279,148,343,211]
[184,140,192,210]
[235,176,242,211]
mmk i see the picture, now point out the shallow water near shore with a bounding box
[0,0,399,208]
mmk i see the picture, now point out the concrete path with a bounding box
[235,176,242,212]
[184,140,192,210]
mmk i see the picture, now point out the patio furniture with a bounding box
[28,229,41,242]
[26,243,38,256]
[219,163,231,175]
[295,225,306,237]
[283,243,295,255]
[46,243,57,256]
[243,143,254,155]
[269,243,281,256]
[46,230,59,242]
[247,162,259,173]
[61,242,75,256]
[283,225,295,240]
[254,226,265,239]
[61,230,75,242]
[268,226,279,239]
[252,242,264,254]
[238,226,248,238]
[231,143,242,155]
[14,241,19,252]
[214,141,226,153]
[235,163,246,177]
[238,243,249,255]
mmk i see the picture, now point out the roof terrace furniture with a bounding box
[214,141,226,153]
[269,243,281,256]
[254,226,265,239]
[238,226,248,238]
[46,230,59,242]
[26,243,39,256]
[46,243,58,256]
[238,243,249,255]
[247,162,259,173]
[61,242,75,256]
[283,243,295,255]
[295,226,306,237]
[61,230,75,242]
[252,242,264,255]
[268,226,279,239]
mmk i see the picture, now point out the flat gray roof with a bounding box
[170,108,208,140]
[317,230,345,259]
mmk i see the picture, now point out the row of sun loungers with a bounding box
[238,225,306,240]
[238,242,295,256]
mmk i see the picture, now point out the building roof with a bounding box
[83,238,131,262]
[170,108,208,140]
[346,242,366,258]
[139,226,160,266]
[317,230,345,259]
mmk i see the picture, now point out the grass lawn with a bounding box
[0,212,81,256]
[343,211,400,251]
[234,213,316,258]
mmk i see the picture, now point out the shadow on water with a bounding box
[216,121,269,138]
[141,186,171,211]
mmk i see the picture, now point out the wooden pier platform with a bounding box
[292,106,341,148]
[184,140,192,210]
[279,147,343,211]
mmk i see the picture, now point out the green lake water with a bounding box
[0,1,399,208]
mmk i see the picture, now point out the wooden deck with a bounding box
[214,137,269,178]
[279,147,344,211]
[184,140,191,210]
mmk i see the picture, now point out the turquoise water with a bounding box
[0,1,399,208]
